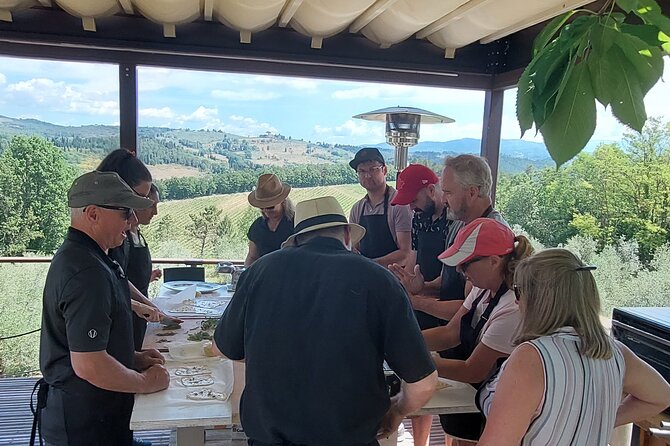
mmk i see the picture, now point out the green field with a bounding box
[144,183,370,260]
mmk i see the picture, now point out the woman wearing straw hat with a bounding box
[245,173,295,266]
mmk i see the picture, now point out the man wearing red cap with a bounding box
[390,164,453,328]
[390,163,454,446]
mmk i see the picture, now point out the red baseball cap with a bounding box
[390,164,439,206]
[438,218,515,266]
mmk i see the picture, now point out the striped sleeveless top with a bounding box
[479,327,625,445]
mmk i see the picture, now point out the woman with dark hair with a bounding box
[423,218,534,445]
[97,149,172,349]
[477,249,670,446]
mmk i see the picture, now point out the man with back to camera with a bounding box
[214,195,437,446]
[37,171,170,446]
[390,154,507,323]
[349,147,412,267]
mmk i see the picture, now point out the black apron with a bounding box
[125,230,153,351]
[358,186,398,259]
[440,284,508,441]
[414,221,448,330]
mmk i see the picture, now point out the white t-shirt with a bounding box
[462,286,520,355]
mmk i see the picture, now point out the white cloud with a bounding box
[140,107,176,119]
[331,83,481,107]
[251,75,319,91]
[314,124,332,134]
[310,119,384,144]
[211,89,280,101]
[0,73,5,85]
[221,115,277,136]
[160,107,277,136]
[5,78,119,116]
[183,106,219,122]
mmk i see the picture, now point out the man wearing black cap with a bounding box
[37,171,170,446]
[349,147,412,267]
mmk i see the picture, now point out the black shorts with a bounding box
[439,412,485,442]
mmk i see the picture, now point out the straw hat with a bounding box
[281,196,365,248]
[248,173,291,208]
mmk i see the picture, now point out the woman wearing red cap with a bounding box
[423,218,534,445]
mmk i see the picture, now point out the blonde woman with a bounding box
[478,249,670,446]
[423,218,534,444]
[245,173,295,266]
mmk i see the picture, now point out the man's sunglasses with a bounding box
[95,205,135,220]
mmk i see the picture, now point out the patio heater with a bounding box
[352,106,454,170]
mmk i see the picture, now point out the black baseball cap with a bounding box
[349,147,385,170]
[68,171,154,209]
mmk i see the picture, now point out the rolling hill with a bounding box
[0,114,557,176]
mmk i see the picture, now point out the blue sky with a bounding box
[0,54,668,146]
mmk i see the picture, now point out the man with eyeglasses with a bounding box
[37,171,170,446]
[349,147,412,267]
[390,154,508,322]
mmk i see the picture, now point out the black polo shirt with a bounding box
[215,237,435,446]
[40,227,134,445]
[247,216,294,258]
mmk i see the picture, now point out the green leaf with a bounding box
[539,62,597,167]
[660,31,670,54]
[533,11,576,56]
[614,31,664,94]
[610,12,627,23]
[620,23,664,46]
[616,0,639,13]
[633,0,670,36]
[516,67,535,137]
[608,46,648,132]
[587,48,619,107]
[589,20,619,59]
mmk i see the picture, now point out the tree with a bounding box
[518,0,669,166]
[0,136,75,255]
[188,205,233,257]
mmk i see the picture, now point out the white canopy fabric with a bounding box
[0,0,596,58]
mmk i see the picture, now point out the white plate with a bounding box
[163,281,225,293]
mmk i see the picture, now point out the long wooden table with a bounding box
[131,284,478,446]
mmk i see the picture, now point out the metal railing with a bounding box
[0,257,244,265]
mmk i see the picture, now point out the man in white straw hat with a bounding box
[245,173,295,266]
[215,196,437,446]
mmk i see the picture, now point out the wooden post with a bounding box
[480,89,504,203]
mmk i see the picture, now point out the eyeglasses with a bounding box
[459,256,486,272]
[261,205,278,211]
[95,205,135,220]
[513,284,522,301]
[357,165,384,177]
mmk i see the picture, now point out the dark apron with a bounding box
[414,224,448,330]
[358,186,398,259]
[440,284,508,441]
[36,382,133,446]
[125,231,153,351]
